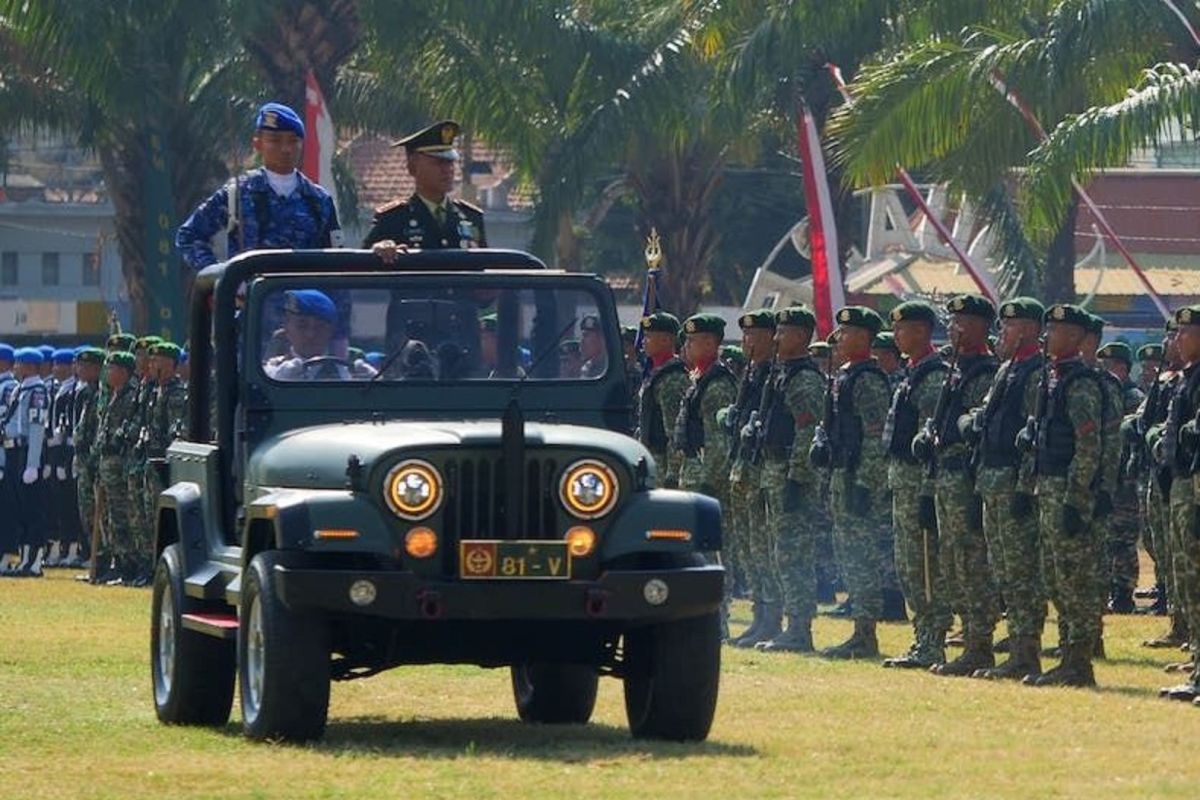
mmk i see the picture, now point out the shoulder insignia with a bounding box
[452,198,484,215]
[374,198,406,215]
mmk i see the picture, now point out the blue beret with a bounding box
[283,289,337,324]
[52,348,75,365]
[38,344,55,359]
[365,351,385,369]
[255,102,305,138]
[179,348,188,364]
[0,344,12,362]
[15,347,44,366]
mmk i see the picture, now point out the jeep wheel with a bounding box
[151,544,236,725]
[511,663,599,724]
[238,551,330,742]
[623,611,721,741]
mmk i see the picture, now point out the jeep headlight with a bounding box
[384,460,443,520]
[560,459,618,519]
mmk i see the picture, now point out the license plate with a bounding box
[459,540,571,580]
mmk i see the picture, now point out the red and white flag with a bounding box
[795,99,844,336]
[303,69,337,201]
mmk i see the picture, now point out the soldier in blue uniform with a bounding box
[0,348,50,577]
[364,120,487,254]
[42,348,76,565]
[175,102,342,270]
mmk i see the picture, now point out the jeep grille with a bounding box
[442,456,561,543]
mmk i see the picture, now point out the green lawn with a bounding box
[2,570,1197,799]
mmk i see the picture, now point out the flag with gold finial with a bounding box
[634,227,665,373]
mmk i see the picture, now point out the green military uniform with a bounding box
[635,313,688,488]
[125,336,161,582]
[96,352,140,584]
[361,120,487,250]
[814,306,891,659]
[1131,341,1172,620]
[71,349,104,567]
[1027,304,1104,688]
[930,295,1000,677]
[878,302,952,669]
[755,307,826,652]
[970,298,1047,680]
[725,310,780,647]
[144,343,188,559]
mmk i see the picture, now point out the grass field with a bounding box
[2,569,1198,800]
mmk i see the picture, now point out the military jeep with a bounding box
[149,249,724,743]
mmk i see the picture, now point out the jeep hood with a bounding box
[245,420,651,489]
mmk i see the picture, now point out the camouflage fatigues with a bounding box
[96,380,140,565]
[1103,378,1145,596]
[144,377,188,529]
[727,362,775,603]
[73,380,100,547]
[637,357,689,489]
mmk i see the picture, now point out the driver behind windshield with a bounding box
[265,290,377,381]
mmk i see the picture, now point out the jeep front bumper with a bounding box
[273,564,724,623]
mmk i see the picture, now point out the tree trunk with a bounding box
[555,209,581,271]
[1043,196,1079,303]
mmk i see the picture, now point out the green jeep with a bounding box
[149,249,724,743]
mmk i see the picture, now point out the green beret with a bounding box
[479,313,498,333]
[888,300,937,326]
[76,347,105,366]
[558,339,581,356]
[776,306,816,329]
[347,346,366,362]
[720,344,746,365]
[1043,303,1092,329]
[150,342,183,363]
[1097,341,1132,366]
[621,325,638,344]
[739,309,777,331]
[683,313,725,338]
[1174,305,1200,327]
[106,351,136,371]
[1085,312,1105,336]
[808,341,832,358]
[135,335,163,352]
[872,331,900,354]
[946,294,996,321]
[1137,343,1165,362]
[106,332,137,353]
[998,297,1045,322]
[835,306,884,336]
[641,312,680,335]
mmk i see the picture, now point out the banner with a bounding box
[795,99,844,337]
[303,69,338,210]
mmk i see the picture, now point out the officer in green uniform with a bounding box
[871,328,908,622]
[1096,340,1145,614]
[672,313,738,633]
[811,306,891,659]
[880,301,952,669]
[96,351,140,585]
[1153,305,1200,702]
[805,338,839,603]
[726,310,780,647]
[968,298,1047,681]
[363,120,487,251]
[636,312,688,488]
[125,335,160,582]
[143,343,188,572]
[756,306,830,652]
[872,331,904,393]
[1025,304,1104,688]
[926,294,1000,677]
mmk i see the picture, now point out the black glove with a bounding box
[968,494,984,531]
[910,431,935,463]
[1094,491,1114,518]
[1012,492,1034,521]
[809,440,831,469]
[1063,504,1085,537]
[849,484,872,517]
[918,495,938,531]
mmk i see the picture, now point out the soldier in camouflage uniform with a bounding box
[880,301,952,669]
[927,295,1000,677]
[725,310,780,647]
[124,336,161,582]
[1154,304,1200,702]
[1094,340,1146,614]
[635,313,689,489]
[1024,304,1104,688]
[1130,341,1168,617]
[871,330,908,621]
[71,348,104,572]
[96,351,140,585]
[754,306,825,652]
[811,306,891,659]
[807,340,840,604]
[143,342,188,574]
[671,314,738,630]
[966,298,1047,680]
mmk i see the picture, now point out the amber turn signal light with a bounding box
[405,526,438,558]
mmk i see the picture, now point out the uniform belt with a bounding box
[2,437,26,449]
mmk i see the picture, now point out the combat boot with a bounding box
[974,635,1041,681]
[1107,586,1136,614]
[880,588,908,622]
[730,602,765,647]
[821,619,879,660]
[1158,681,1199,702]
[757,615,814,653]
[1143,612,1188,648]
[883,631,944,669]
[737,602,783,648]
[931,633,994,677]
[1028,643,1095,688]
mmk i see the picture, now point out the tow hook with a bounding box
[585,589,609,618]
[416,589,445,619]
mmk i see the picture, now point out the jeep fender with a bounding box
[155,482,207,571]
[600,489,722,562]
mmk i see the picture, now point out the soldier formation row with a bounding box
[0,335,189,585]
[635,297,1197,700]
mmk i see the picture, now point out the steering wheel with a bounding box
[300,355,352,378]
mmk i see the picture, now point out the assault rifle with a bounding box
[1015,335,1050,473]
[809,364,835,469]
[913,347,958,478]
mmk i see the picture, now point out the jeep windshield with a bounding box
[251,274,613,383]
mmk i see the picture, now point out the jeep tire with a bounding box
[238,551,330,742]
[151,544,236,726]
[511,663,599,724]
[623,611,721,741]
